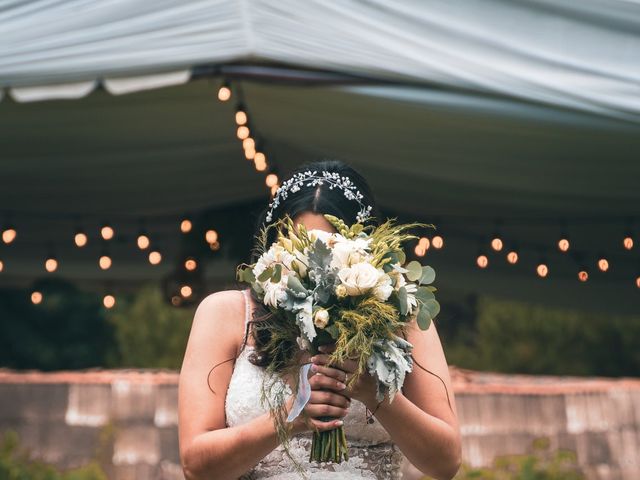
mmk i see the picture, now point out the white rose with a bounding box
[373,271,393,301]
[330,236,372,270]
[313,308,330,328]
[337,262,380,296]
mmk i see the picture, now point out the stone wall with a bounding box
[0,367,638,480]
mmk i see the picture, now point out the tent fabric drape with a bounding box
[1,0,639,122]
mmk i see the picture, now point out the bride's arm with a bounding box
[368,318,462,480]
[179,290,268,480]
[178,290,349,480]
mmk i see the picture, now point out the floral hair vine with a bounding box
[264,170,374,224]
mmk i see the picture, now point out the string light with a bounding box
[254,152,267,171]
[431,235,444,249]
[0,259,4,272]
[244,148,256,160]
[149,249,162,265]
[636,276,640,289]
[558,237,570,253]
[218,82,231,102]
[597,257,609,272]
[506,250,519,264]
[103,294,116,309]
[74,231,88,247]
[101,224,114,240]
[476,254,489,269]
[31,291,42,304]
[235,105,247,125]
[578,269,589,282]
[99,254,112,270]
[270,184,279,196]
[243,138,255,151]
[414,244,426,257]
[45,256,58,273]
[490,237,503,252]
[237,126,250,140]
[536,262,549,278]
[266,173,278,188]
[205,229,218,244]
[415,237,429,256]
[180,218,192,234]
[2,227,16,244]
[180,285,192,297]
[623,235,634,250]
[184,258,198,271]
[209,240,221,251]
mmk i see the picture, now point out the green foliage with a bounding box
[444,295,640,376]
[450,436,584,480]
[0,430,108,480]
[0,278,115,370]
[105,283,194,369]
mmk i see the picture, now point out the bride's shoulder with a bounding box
[189,289,248,348]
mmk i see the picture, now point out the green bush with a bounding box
[105,283,194,368]
[452,437,584,480]
[0,430,108,480]
[444,295,640,376]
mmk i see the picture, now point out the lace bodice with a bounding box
[224,289,406,479]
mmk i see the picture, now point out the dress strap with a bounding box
[240,289,252,348]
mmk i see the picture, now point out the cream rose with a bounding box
[313,308,330,328]
[337,262,380,296]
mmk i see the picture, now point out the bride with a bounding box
[178,160,462,480]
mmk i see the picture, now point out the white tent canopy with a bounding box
[1,0,640,123]
[1,1,639,314]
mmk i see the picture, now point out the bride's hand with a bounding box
[287,360,351,435]
[310,344,379,409]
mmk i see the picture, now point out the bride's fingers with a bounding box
[311,354,358,373]
[304,403,348,419]
[309,372,346,392]
[307,417,344,432]
[308,390,350,408]
[311,363,347,382]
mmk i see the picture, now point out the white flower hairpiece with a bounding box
[264,170,373,224]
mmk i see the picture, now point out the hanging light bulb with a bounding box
[476,254,489,269]
[623,235,634,250]
[180,218,193,234]
[218,82,231,102]
[184,258,198,271]
[243,138,255,151]
[74,230,88,247]
[209,240,221,251]
[431,235,444,249]
[506,251,519,264]
[254,151,266,164]
[414,245,426,257]
[205,229,218,244]
[270,184,280,196]
[99,254,112,270]
[491,237,503,252]
[558,237,570,253]
[137,233,150,250]
[31,291,43,305]
[2,226,16,244]
[180,285,193,298]
[636,276,640,289]
[244,148,256,160]
[578,269,589,282]
[103,294,116,309]
[149,249,162,265]
[255,159,267,172]
[266,173,278,188]
[235,105,247,125]
[536,262,549,278]
[418,237,430,250]
[0,259,4,272]
[101,224,114,240]
[45,256,58,273]
[597,257,609,272]
[237,126,250,140]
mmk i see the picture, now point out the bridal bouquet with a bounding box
[236,213,440,467]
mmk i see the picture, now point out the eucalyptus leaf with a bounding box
[396,249,406,265]
[406,261,422,281]
[398,286,408,316]
[272,263,282,283]
[257,266,274,282]
[415,286,435,303]
[417,304,432,330]
[419,266,436,285]
[425,298,440,318]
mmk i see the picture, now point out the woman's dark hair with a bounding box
[210,159,454,415]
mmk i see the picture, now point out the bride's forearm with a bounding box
[182,412,281,480]
[368,393,461,480]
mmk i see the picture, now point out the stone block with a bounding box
[65,383,111,427]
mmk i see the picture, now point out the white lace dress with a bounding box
[224,289,406,480]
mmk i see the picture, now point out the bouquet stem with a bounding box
[309,424,349,463]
